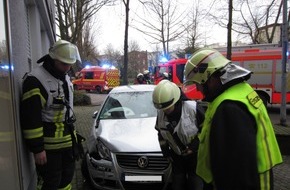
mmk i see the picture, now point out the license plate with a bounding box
[125,175,162,182]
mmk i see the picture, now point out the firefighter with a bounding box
[153,80,204,190]
[134,73,146,84]
[20,39,81,190]
[184,48,283,190]
[143,70,152,84]
[161,72,172,81]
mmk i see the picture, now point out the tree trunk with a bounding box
[227,0,232,60]
[123,0,130,85]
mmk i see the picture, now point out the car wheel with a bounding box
[95,86,102,94]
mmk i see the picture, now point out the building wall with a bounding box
[0,0,55,189]
[258,25,281,44]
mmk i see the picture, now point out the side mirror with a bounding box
[93,111,98,119]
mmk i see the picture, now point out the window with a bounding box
[176,64,185,83]
[84,72,94,79]
[0,0,21,188]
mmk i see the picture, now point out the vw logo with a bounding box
[137,156,149,169]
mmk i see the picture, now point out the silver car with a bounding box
[82,85,172,190]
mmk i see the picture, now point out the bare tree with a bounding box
[128,40,142,80]
[132,0,188,59]
[209,0,282,44]
[103,44,122,68]
[122,0,130,85]
[81,18,100,65]
[55,0,116,66]
[227,0,233,59]
[182,0,204,54]
[129,40,141,52]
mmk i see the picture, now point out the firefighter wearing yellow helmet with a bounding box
[184,48,282,189]
[153,80,204,190]
[21,39,83,190]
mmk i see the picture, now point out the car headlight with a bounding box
[97,140,112,161]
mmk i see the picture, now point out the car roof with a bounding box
[109,84,156,94]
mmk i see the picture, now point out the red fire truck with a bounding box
[153,44,290,105]
[153,58,203,100]
[72,66,120,93]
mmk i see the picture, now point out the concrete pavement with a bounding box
[71,94,290,190]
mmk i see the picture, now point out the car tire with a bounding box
[95,86,102,94]
[81,152,90,180]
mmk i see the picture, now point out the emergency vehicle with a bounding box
[72,66,120,93]
[153,58,203,100]
[153,44,290,105]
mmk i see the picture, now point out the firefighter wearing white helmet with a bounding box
[153,80,204,190]
[21,39,82,190]
[184,48,282,189]
[143,69,152,84]
[134,73,146,84]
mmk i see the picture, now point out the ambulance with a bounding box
[153,43,290,106]
[72,66,120,93]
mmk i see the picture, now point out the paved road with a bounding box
[72,93,290,190]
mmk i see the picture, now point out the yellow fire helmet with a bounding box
[49,39,81,64]
[152,79,180,110]
[184,48,230,85]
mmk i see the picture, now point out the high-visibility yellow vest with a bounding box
[197,82,282,184]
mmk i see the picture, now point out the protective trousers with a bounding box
[171,153,203,190]
[36,148,75,190]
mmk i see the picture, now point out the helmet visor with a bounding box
[153,98,174,110]
[50,43,81,64]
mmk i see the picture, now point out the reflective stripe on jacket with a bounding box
[156,101,199,155]
[197,82,283,184]
[22,65,74,151]
[29,66,74,122]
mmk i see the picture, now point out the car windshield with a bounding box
[99,91,157,119]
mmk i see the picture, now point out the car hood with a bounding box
[96,117,161,152]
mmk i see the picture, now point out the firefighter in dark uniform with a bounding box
[153,80,204,190]
[143,70,152,84]
[134,73,146,84]
[184,48,283,190]
[20,39,81,190]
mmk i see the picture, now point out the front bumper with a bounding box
[86,152,172,190]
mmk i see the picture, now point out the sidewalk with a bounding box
[72,98,290,190]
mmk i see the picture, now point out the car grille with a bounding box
[116,154,169,170]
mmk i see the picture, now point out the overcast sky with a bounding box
[95,0,228,54]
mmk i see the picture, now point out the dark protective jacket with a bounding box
[21,61,75,153]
